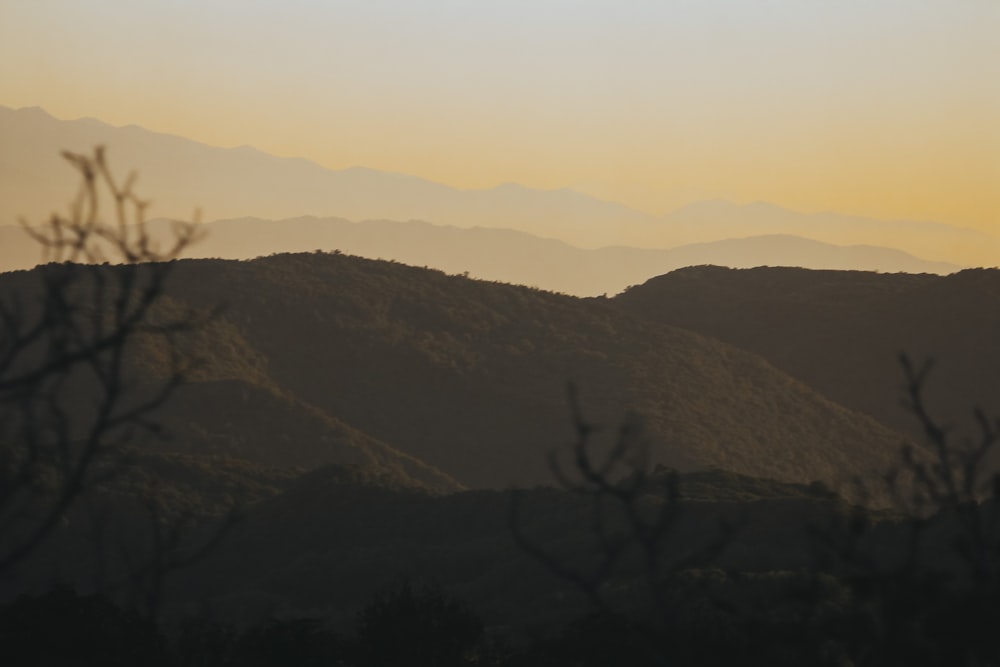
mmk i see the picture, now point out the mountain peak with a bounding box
[10,105,53,117]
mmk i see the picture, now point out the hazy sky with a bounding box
[2,1,998,230]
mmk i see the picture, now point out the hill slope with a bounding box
[0,263,462,495]
[614,266,1000,445]
[141,253,908,493]
[0,254,915,494]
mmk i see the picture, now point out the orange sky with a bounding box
[1,1,997,231]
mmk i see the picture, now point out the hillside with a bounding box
[6,253,992,660]
[0,253,918,495]
[113,252,909,495]
[0,263,462,496]
[614,266,1000,448]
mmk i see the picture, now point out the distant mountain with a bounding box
[81,252,907,496]
[646,234,957,276]
[178,220,959,296]
[614,266,1000,458]
[2,105,993,267]
[0,105,649,249]
[0,215,959,297]
[660,200,999,267]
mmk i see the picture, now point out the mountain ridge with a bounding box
[613,265,1000,459]
[121,251,912,497]
[0,214,960,297]
[2,104,993,266]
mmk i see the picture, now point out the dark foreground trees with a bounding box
[354,580,486,667]
[0,581,489,667]
[0,586,167,667]
[509,362,1000,666]
[2,358,997,665]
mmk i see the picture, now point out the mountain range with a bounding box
[0,214,958,297]
[2,253,912,497]
[5,104,1000,659]
[2,104,994,278]
[9,252,997,631]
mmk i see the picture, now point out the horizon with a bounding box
[1,1,997,235]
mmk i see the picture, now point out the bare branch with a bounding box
[0,147,203,577]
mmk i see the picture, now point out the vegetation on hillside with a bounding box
[614,265,1000,452]
[109,251,910,496]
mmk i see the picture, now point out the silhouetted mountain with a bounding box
[614,266,1000,451]
[1,253,927,629]
[7,253,995,659]
[0,105,649,250]
[662,199,998,266]
[99,252,906,494]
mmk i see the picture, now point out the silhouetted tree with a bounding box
[512,363,1000,666]
[170,616,237,667]
[230,618,342,667]
[804,355,1000,667]
[509,383,737,664]
[353,580,485,667]
[0,146,201,578]
[0,586,167,667]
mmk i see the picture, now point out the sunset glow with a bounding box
[1,0,997,231]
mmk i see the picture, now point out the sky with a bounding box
[1,0,998,231]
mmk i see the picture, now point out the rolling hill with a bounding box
[614,266,1000,454]
[92,252,911,495]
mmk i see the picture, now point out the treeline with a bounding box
[7,451,999,665]
[5,552,1000,667]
